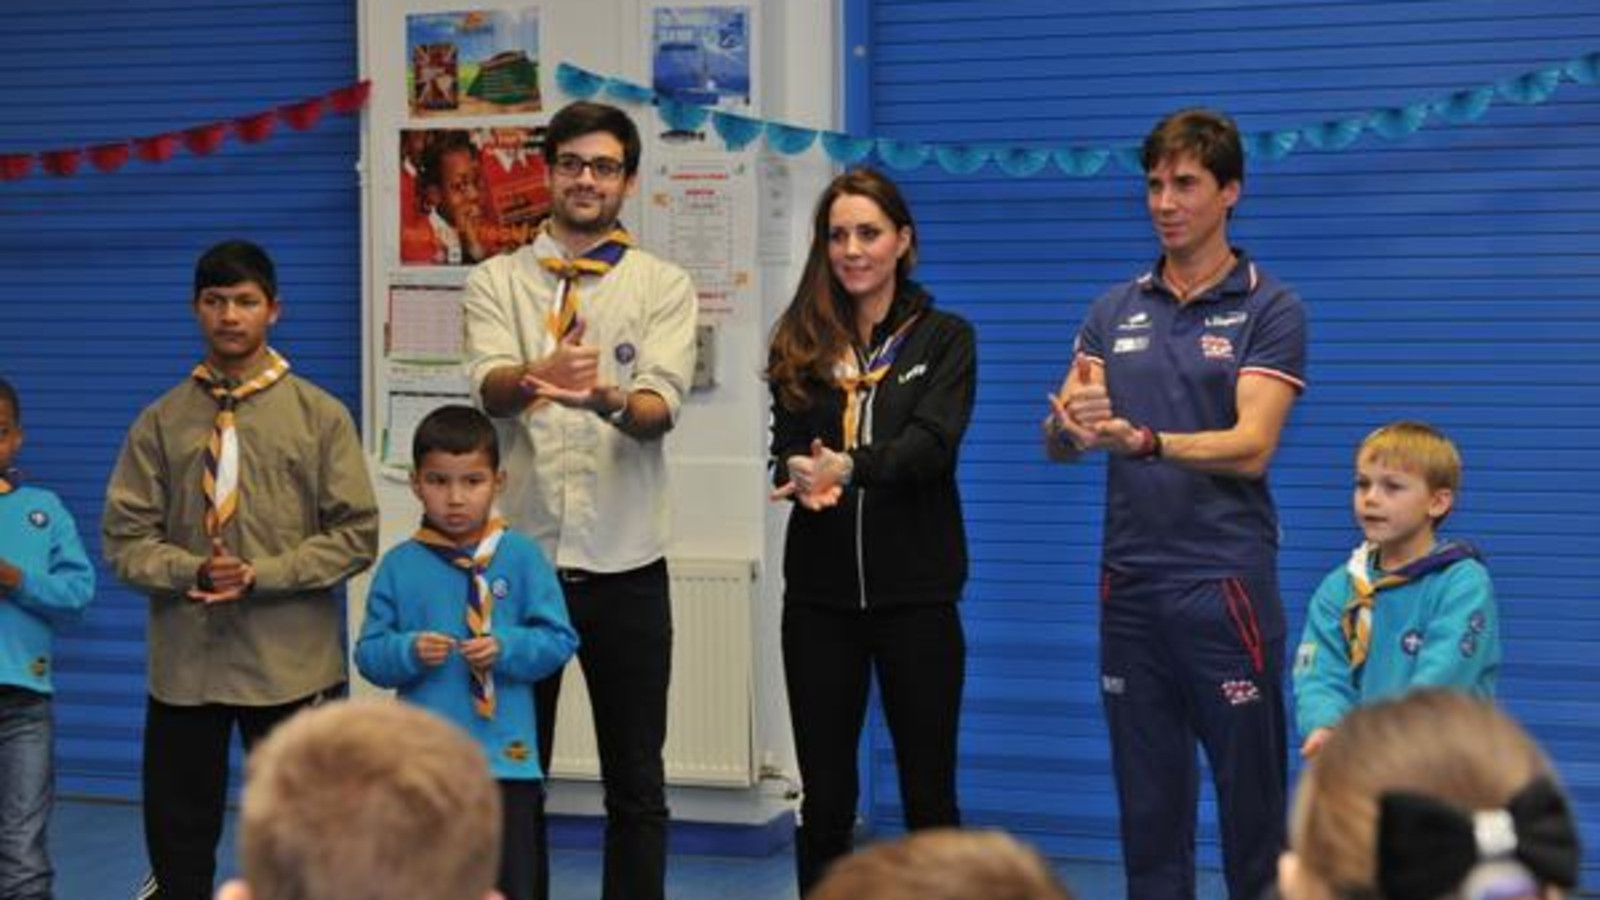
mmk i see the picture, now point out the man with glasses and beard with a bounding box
[463,100,697,900]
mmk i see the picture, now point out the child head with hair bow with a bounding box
[1279,688,1580,900]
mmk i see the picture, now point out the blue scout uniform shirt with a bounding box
[1294,546,1498,736]
[1076,250,1308,580]
[355,529,578,781]
[1,484,95,693]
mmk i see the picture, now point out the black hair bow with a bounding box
[1377,776,1580,900]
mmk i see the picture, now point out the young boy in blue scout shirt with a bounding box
[0,375,95,900]
[355,404,577,900]
[1293,421,1499,759]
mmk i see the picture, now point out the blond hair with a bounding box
[1290,690,1560,899]
[236,699,501,900]
[805,829,1075,900]
[1358,421,1462,494]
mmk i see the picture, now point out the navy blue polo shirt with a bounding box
[1076,250,1307,579]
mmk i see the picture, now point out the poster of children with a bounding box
[651,6,752,107]
[399,127,549,267]
[407,9,542,118]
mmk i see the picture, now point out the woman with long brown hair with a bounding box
[766,167,977,894]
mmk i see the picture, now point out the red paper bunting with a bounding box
[0,80,369,182]
[278,98,324,131]
[235,112,277,144]
[183,123,229,156]
[40,149,83,177]
[0,154,34,181]
[328,80,372,114]
[135,133,181,163]
[88,142,132,173]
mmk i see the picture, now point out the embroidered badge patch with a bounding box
[491,577,510,599]
[504,740,530,762]
[1293,642,1317,676]
[897,363,927,385]
[1459,634,1479,658]
[1467,611,1487,634]
[1100,674,1126,696]
[1205,311,1248,328]
[1401,629,1424,656]
[1200,334,1235,361]
[1112,336,1149,354]
[1221,679,1261,706]
[28,509,49,528]
[614,342,637,364]
[30,657,48,678]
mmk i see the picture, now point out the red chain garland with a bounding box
[0,80,370,183]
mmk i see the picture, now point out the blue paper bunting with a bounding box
[713,111,764,150]
[604,78,655,106]
[934,145,991,175]
[1301,117,1366,150]
[1245,129,1300,161]
[658,97,711,132]
[1496,66,1564,104]
[821,132,875,165]
[555,63,606,99]
[1368,102,1430,140]
[766,123,818,155]
[549,50,1600,178]
[1431,87,1495,124]
[1567,52,1600,85]
[1053,147,1109,177]
[878,138,932,171]
[993,147,1051,177]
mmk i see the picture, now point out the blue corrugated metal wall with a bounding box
[851,0,1600,880]
[0,0,361,799]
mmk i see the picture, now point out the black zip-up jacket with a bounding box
[770,283,977,610]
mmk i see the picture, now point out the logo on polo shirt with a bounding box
[1117,312,1152,331]
[491,577,510,598]
[898,363,928,385]
[1221,679,1262,706]
[28,509,49,529]
[1205,311,1248,328]
[1113,336,1149,354]
[615,342,637,365]
[1199,334,1234,361]
[1401,629,1424,655]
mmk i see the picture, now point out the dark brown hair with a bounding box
[765,167,918,410]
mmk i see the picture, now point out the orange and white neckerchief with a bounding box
[0,469,16,495]
[193,349,291,539]
[835,314,920,450]
[414,517,509,719]
[1340,540,1480,671]
[539,222,633,342]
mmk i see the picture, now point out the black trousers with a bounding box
[141,688,336,900]
[498,779,548,900]
[782,602,965,895]
[535,559,672,900]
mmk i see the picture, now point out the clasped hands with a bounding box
[189,537,255,604]
[518,319,626,416]
[771,438,852,511]
[1044,356,1151,456]
[415,631,501,671]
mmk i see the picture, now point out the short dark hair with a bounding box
[195,240,278,300]
[1142,108,1244,188]
[543,101,642,176]
[417,130,476,193]
[0,375,18,422]
[412,405,500,471]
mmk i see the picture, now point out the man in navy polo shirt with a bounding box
[1044,108,1307,900]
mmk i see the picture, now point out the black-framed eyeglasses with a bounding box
[552,154,627,181]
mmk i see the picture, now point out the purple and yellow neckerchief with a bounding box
[192,349,291,539]
[414,517,509,719]
[1340,540,1481,671]
[539,222,633,342]
[836,313,921,450]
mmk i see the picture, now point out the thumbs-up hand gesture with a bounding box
[521,317,600,398]
[771,438,849,511]
[1046,355,1111,452]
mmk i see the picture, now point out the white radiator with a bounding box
[549,558,756,787]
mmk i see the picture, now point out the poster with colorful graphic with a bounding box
[406,9,542,118]
[651,6,751,107]
[399,127,549,267]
